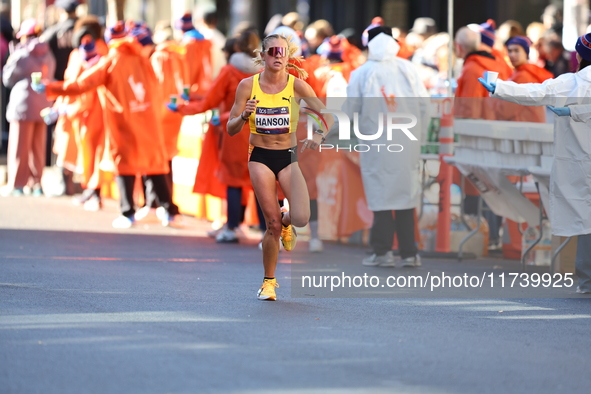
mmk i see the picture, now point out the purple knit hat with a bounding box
[79,35,97,60]
[104,21,127,43]
[321,36,344,62]
[506,36,531,56]
[129,25,154,46]
[176,12,194,32]
[576,33,591,62]
[478,19,496,48]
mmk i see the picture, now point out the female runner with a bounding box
[227,33,333,301]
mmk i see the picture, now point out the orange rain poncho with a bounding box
[178,59,258,195]
[182,34,213,96]
[454,50,513,195]
[151,40,187,160]
[46,38,168,176]
[495,63,554,123]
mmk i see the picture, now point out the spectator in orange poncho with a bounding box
[186,37,238,222]
[454,25,510,119]
[177,12,212,97]
[63,36,108,210]
[52,16,110,198]
[134,26,186,222]
[172,30,263,243]
[469,20,512,80]
[36,26,182,229]
[453,26,509,214]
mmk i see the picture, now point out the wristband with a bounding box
[241,112,249,121]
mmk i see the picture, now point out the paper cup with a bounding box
[170,95,177,105]
[31,72,42,84]
[485,71,499,84]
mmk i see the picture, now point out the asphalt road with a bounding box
[1,196,590,394]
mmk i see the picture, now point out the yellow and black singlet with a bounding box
[249,73,299,135]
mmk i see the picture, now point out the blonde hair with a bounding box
[253,33,308,79]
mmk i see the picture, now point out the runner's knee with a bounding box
[266,217,283,238]
[290,211,310,228]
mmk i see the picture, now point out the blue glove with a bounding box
[211,115,220,126]
[477,77,496,93]
[181,92,190,101]
[547,105,571,116]
[166,102,178,112]
[31,82,46,94]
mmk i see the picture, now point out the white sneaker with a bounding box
[576,286,591,294]
[309,238,324,253]
[162,213,185,228]
[83,197,101,212]
[216,228,238,243]
[155,206,166,220]
[112,215,134,229]
[207,224,227,238]
[134,206,158,222]
[362,251,396,267]
[401,254,422,268]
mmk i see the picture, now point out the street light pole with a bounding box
[447,0,453,98]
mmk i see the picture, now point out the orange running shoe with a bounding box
[280,208,297,251]
[257,278,279,300]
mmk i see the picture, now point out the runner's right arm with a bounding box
[227,78,258,136]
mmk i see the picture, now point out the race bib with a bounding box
[255,106,290,135]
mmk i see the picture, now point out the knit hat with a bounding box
[125,20,148,33]
[361,16,385,47]
[176,12,194,32]
[321,35,344,62]
[104,21,127,43]
[506,36,531,56]
[129,25,154,47]
[576,33,591,62]
[79,35,97,60]
[477,19,496,48]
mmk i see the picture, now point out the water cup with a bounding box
[31,72,42,85]
[170,95,177,105]
[484,71,499,84]
[40,108,51,117]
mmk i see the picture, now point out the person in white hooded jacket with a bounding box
[345,26,430,268]
[2,19,56,197]
[479,32,591,294]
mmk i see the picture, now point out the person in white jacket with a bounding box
[345,27,430,268]
[479,32,591,294]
